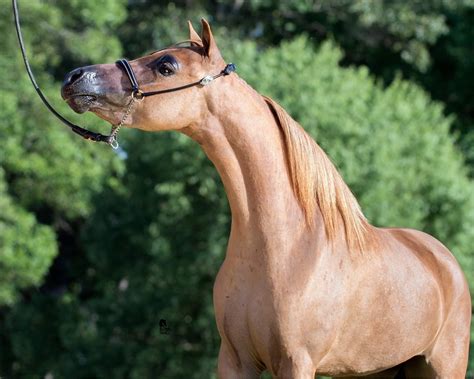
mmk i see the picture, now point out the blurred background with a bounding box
[0,0,473,377]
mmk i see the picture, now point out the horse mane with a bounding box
[264,96,371,250]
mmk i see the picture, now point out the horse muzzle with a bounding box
[61,65,125,114]
[61,67,99,113]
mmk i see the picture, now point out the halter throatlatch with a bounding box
[115,59,236,97]
[13,0,236,149]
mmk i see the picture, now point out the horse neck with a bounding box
[184,77,325,256]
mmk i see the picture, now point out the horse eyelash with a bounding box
[155,55,179,71]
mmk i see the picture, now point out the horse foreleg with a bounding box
[418,287,471,379]
[217,343,261,379]
[274,353,315,379]
[389,290,470,379]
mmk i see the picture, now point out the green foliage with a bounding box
[239,0,467,71]
[4,133,227,378]
[118,2,209,57]
[420,7,474,172]
[0,0,125,219]
[0,0,124,368]
[0,168,57,305]
[53,0,126,64]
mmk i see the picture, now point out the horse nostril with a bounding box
[70,70,83,83]
[64,68,85,87]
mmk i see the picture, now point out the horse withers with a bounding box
[61,20,471,379]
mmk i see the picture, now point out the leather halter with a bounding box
[106,60,235,149]
[12,0,236,149]
[115,59,236,99]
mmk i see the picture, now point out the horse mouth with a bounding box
[62,92,125,125]
[64,94,98,114]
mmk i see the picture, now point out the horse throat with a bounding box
[184,81,308,244]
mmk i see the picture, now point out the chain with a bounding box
[107,95,141,149]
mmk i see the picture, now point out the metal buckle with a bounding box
[200,76,214,86]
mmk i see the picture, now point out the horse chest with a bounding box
[213,254,337,367]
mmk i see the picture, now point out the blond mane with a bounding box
[264,96,371,250]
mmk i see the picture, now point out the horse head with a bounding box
[61,20,228,132]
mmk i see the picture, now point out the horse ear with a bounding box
[188,20,202,44]
[201,18,222,62]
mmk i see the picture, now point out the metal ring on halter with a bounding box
[109,137,119,150]
[200,75,214,86]
[132,90,145,101]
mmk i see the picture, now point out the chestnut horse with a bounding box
[61,20,471,379]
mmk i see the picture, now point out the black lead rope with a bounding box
[13,0,236,148]
[12,0,112,145]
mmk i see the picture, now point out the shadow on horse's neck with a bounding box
[184,78,316,238]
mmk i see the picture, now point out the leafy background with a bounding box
[0,0,473,377]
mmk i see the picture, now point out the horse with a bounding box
[61,20,471,379]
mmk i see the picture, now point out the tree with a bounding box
[0,168,57,306]
[0,0,125,373]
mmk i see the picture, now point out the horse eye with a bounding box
[158,63,174,76]
[154,54,178,76]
